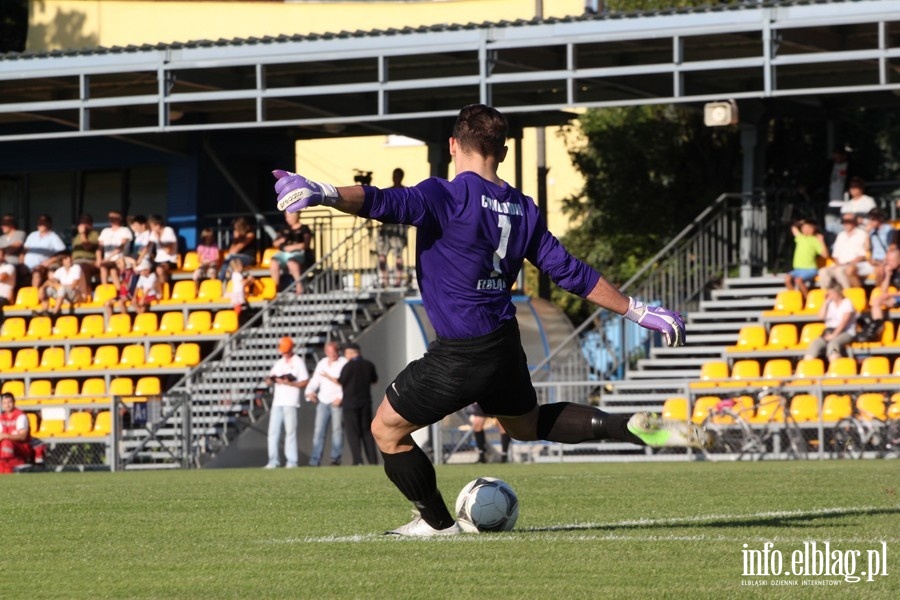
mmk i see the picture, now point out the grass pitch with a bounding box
[2,460,897,599]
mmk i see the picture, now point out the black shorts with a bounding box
[385,319,537,426]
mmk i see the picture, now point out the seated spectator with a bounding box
[866,247,900,340]
[840,177,877,224]
[865,208,897,287]
[37,252,87,316]
[0,248,16,308]
[148,214,179,286]
[0,392,36,474]
[818,214,870,289]
[23,214,66,288]
[804,282,857,363]
[192,227,221,284]
[97,211,134,291]
[0,215,26,285]
[71,214,100,290]
[105,259,159,317]
[126,215,151,267]
[269,211,313,295]
[218,216,257,282]
[784,218,827,299]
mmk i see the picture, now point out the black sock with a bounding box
[381,445,455,530]
[473,430,486,454]
[501,433,510,454]
[536,403,644,445]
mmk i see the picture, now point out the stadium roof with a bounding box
[1,0,898,143]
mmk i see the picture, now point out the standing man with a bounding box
[305,340,347,466]
[375,168,409,288]
[273,104,707,536]
[263,336,309,469]
[337,343,379,466]
[0,392,33,474]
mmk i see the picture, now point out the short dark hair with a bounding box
[452,104,508,159]
[868,208,886,221]
[1,392,15,403]
[849,176,865,189]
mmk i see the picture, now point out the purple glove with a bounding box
[273,169,339,213]
[624,297,686,347]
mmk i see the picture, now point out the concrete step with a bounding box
[636,357,709,369]
[651,345,725,358]
[688,310,763,322]
[683,321,747,333]
[685,333,739,345]
[711,287,782,300]
[723,275,784,288]
[625,368,701,379]
[700,298,776,311]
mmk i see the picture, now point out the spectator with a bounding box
[71,214,100,290]
[37,252,86,316]
[840,177,877,224]
[0,214,25,271]
[376,168,409,287]
[23,214,66,288]
[337,342,379,466]
[804,282,858,363]
[866,247,900,340]
[225,257,254,316]
[0,392,34,474]
[823,147,854,238]
[467,403,511,464]
[219,216,257,282]
[97,210,134,291]
[305,340,347,467]
[818,214,870,289]
[105,259,158,317]
[263,336,309,469]
[148,214,179,286]
[0,248,16,308]
[192,227,220,284]
[866,208,897,287]
[127,215,151,266]
[269,210,313,295]
[784,218,827,300]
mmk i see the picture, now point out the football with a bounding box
[454,477,519,533]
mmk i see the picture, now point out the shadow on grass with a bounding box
[523,505,900,533]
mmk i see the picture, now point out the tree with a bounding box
[0,0,28,54]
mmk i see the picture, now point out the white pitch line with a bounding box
[267,505,898,544]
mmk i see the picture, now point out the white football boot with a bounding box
[384,517,462,537]
[627,412,713,449]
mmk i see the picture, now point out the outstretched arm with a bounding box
[584,276,686,347]
[273,170,366,215]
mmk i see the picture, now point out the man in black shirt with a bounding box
[338,343,379,465]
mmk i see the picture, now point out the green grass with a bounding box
[2,461,898,599]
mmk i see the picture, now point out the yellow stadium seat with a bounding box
[856,393,886,420]
[160,280,197,305]
[74,314,106,339]
[707,395,754,425]
[109,377,135,400]
[824,357,857,384]
[210,309,239,334]
[27,379,53,401]
[822,394,853,422]
[725,325,767,353]
[185,310,212,334]
[730,359,761,382]
[849,356,890,385]
[91,411,112,436]
[1,380,25,397]
[61,346,93,371]
[761,359,792,384]
[843,287,867,313]
[9,348,39,373]
[99,313,132,338]
[691,396,721,424]
[180,251,201,273]
[135,376,161,398]
[797,288,826,315]
[91,345,120,370]
[131,312,159,336]
[790,394,819,423]
[761,324,798,350]
[0,348,13,370]
[26,412,39,436]
[32,347,65,373]
[787,358,825,387]
[37,418,65,437]
[81,283,117,308]
[115,344,146,369]
[762,289,803,317]
[54,379,81,403]
[248,276,277,302]
[796,322,826,349]
[5,286,39,311]
[174,343,201,368]
[146,344,174,368]
[661,397,689,421]
[22,315,52,340]
[63,412,94,436]
[193,279,224,303]
[154,311,185,336]
[690,360,731,390]
[260,247,278,268]
[0,316,26,340]
[747,395,785,424]
[45,315,80,340]
[81,378,108,404]
[888,395,900,420]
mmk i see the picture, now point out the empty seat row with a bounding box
[6,376,161,407]
[26,410,112,438]
[0,310,238,342]
[664,393,900,425]
[692,355,900,389]
[0,342,200,373]
[728,321,897,355]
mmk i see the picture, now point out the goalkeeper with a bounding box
[273,104,710,537]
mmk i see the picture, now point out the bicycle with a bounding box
[831,393,900,459]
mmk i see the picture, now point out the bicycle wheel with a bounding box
[831,418,864,459]
[702,411,748,458]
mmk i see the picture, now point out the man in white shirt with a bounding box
[305,341,348,466]
[148,214,179,285]
[818,215,871,289]
[0,248,16,307]
[840,177,877,224]
[37,252,86,315]
[264,336,309,469]
[23,214,66,288]
[96,210,134,289]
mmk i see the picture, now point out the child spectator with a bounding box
[127,215,152,267]
[192,227,221,284]
[132,259,162,314]
[104,258,137,317]
[148,214,179,286]
[785,218,827,299]
[226,257,255,316]
[37,252,87,316]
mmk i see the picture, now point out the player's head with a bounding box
[452,104,508,161]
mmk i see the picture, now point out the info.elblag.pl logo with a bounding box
[741,541,889,586]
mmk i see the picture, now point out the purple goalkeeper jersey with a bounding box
[360,171,601,339]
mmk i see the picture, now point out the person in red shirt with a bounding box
[0,392,33,473]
